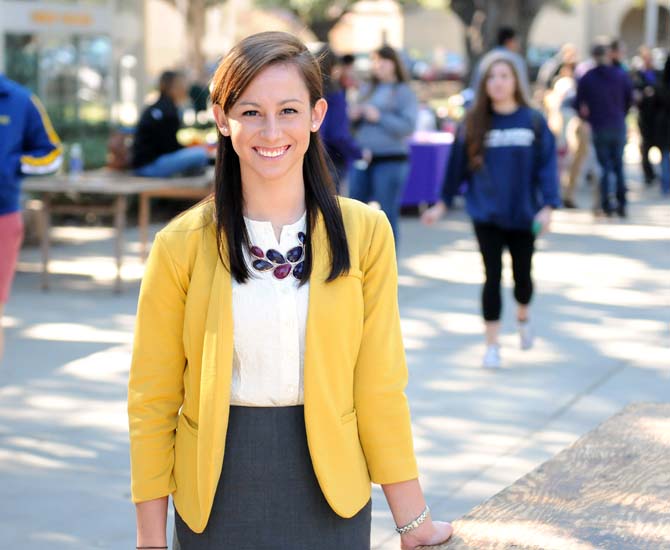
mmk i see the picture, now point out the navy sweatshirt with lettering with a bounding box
[441,106,560,230]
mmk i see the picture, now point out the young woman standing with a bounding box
[348,46,417,245]
[128,32,452,550]
[423,50,560,369]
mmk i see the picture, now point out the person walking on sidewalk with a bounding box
[631,46,659,187]
[316,44,368,194]
[575,43,633,217]
[128,32,452,550]
[348,45,417,245]
[652,55,670,197]
[422,50,560,369]
[0,74,62,363]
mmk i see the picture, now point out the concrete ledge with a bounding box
[427,402,670,550]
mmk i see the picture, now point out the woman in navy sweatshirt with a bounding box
[422,50,560,369]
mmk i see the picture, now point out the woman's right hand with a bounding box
[400,519,454,549]
[420,201,447,226]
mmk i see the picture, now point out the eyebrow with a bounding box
[237,99,305,107]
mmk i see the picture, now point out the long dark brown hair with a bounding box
[465,58,529,171]
[210,31,350,284]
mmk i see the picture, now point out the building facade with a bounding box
[1,0,146,165]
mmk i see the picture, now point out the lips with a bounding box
[254,145,290,159]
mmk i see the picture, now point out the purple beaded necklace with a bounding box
[249,231,306,280]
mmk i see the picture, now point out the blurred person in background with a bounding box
[316,45,368,193]
[576,42,633,217]
[470,26,528,96]
[339,54,360,94]
[632,46,659,186]
[567,40,608,212]
[0,74,62,362]
[537,43,578,91]
[545,61,579,207]
[651,55,670,196]
[132,70,209,178]
[348,45,417,245]
[609,38,629,72]
[421,50,560,369]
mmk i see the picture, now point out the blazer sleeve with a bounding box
[354,211,419,484]
[128,232,188,503]
[441,123,469,207]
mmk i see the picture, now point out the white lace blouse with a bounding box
[230,212,309,406]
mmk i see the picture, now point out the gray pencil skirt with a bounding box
[173,405,372,550]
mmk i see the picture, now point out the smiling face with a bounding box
[485,61,517,105]
[213,63,327,187]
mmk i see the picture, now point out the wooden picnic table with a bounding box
[428,402,670,550]
[23,169,213,293]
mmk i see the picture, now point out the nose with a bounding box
[260,115,281,141]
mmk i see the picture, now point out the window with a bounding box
[5,32,113,167]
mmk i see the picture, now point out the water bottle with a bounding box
[69,143,84,179]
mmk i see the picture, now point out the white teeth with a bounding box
[256,146,288,158]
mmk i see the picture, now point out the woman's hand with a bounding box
[363,104,381,123]
[400,519,454,549]
[420,201,447,226]
[534,206,553,235]
[349,104,363,121]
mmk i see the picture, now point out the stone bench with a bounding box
[23,169,214,292]
[427,402,670,550]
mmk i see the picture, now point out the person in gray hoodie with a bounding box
[348,45,417,244]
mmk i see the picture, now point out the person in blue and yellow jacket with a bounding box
[0,74,62,362]
[128,32,453,550]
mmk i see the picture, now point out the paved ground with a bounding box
[1,171,668,549]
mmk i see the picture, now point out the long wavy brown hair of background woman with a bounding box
[465,59,529,171]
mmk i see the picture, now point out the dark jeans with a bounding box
[474,223,535,322]
[639,128,656,184]
[349,159,409,245]
[592,128,627,213]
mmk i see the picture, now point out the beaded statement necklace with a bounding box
[249,231,306,280]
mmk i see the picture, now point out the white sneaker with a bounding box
[519,321,534,350]
[483,345,501,369]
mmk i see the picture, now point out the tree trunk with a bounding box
[450,0,551,81]
[313,18,340,43]
[187,0,207,80]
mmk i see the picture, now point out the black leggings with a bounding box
[474,223,535,322]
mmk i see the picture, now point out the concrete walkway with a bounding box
[1,173,668,549]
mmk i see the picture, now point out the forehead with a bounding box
[235,63,310,105]
[488,61,514,76]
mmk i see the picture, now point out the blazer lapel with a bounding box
[304,211,330,412]
[197,234,234,515]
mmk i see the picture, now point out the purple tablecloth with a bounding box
[402,132,453,206]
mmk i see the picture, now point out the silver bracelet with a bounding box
[395,505,430,535]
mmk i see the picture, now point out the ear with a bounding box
[310,98,328,132]
[213,104,230,136]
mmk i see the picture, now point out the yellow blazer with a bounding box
[128,197,418,533]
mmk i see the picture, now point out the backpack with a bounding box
[106,129,134,171]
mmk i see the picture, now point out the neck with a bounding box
[241,167,306,239]
[491,99,519,114]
